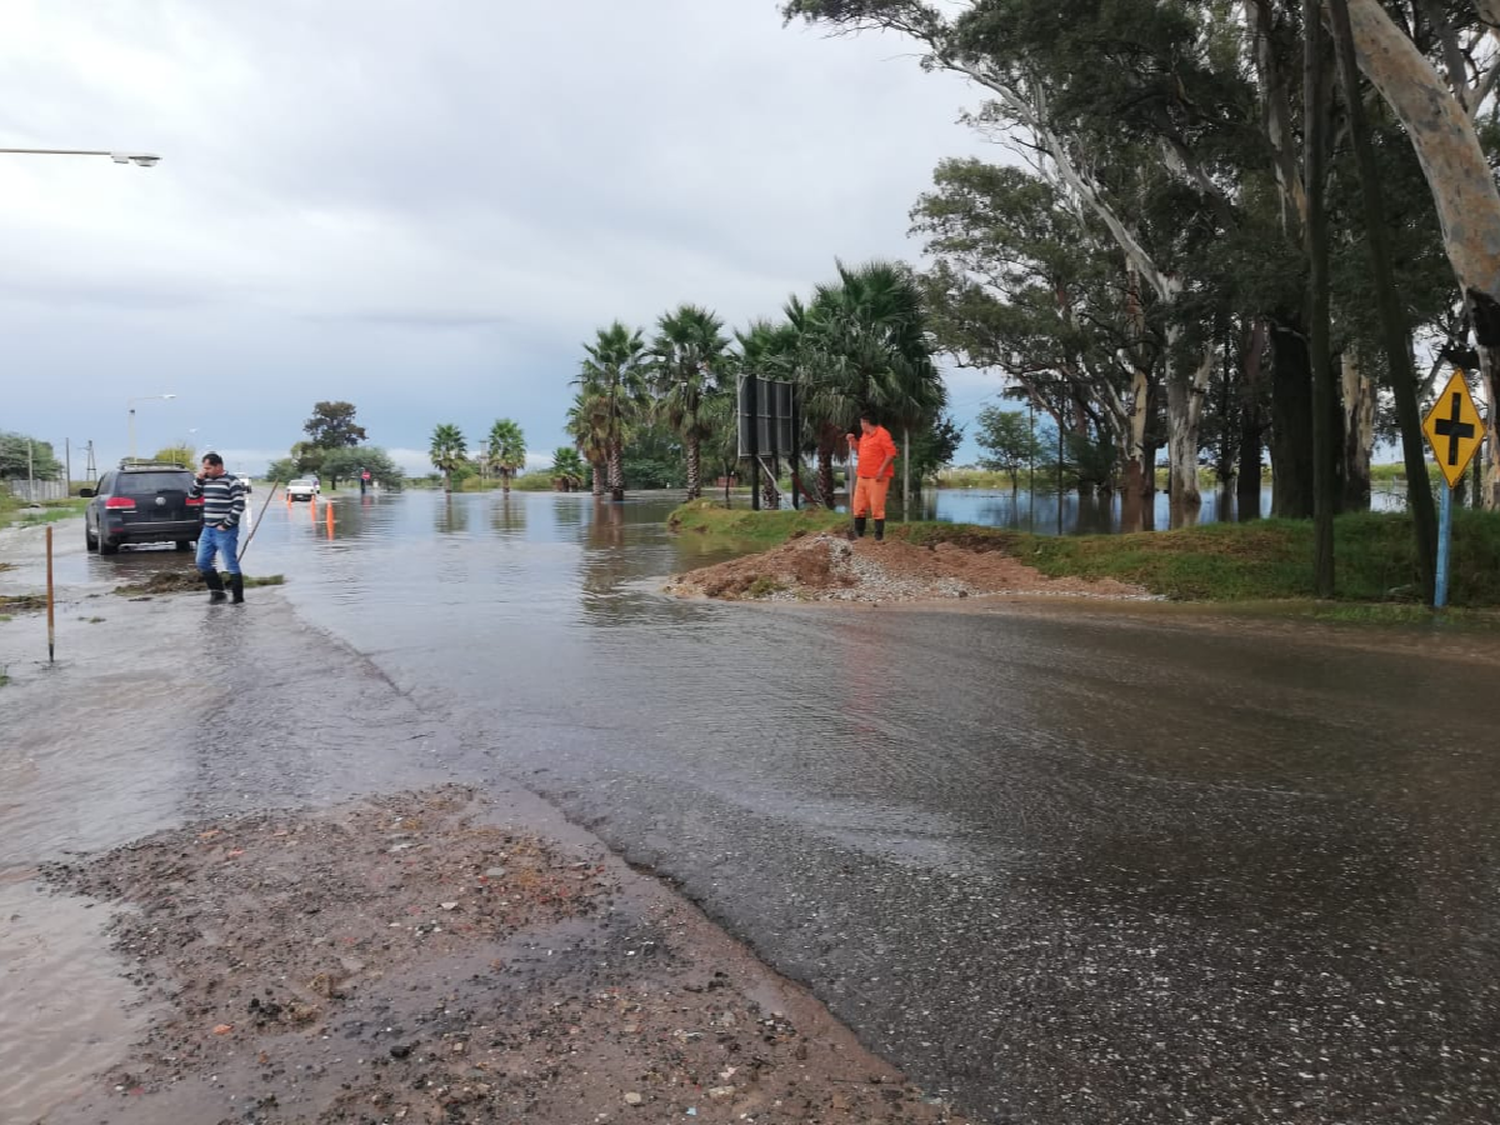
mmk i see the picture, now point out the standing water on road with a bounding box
[4,487,1499,1124]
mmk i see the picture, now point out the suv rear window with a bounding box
[118,472,192,496]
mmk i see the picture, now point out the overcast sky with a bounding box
[2,0,1004,478]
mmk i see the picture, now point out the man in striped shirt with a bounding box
[189,452,248,604]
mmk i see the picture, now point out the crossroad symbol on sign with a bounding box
[1421,370,1484,489]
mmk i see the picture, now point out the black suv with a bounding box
[80,461,202,554]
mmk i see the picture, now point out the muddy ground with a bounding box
[34,786,971,1125]
[0,521,972,1125]
[662,532,1150,604]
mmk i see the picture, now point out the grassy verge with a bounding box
[670,501,1500,611]
[12,498,88,526]
[1,494,87,527]
[668,498,850,547]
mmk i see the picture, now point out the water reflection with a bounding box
[490,494,527,536]
[918,485,1400,536]
[435,494,470,535]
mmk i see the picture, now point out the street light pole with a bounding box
[127,394,177,460]
[0,148,160,167]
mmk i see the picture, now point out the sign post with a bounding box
[1420,369,1483,608]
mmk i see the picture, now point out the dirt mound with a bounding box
[665,532,1151,604]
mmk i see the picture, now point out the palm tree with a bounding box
[429,423,467,493]
[566,390,611,498]
[550,446,586,491]
[797,260,946,517]
[650,304,730,500]
[575,321,648,501]
[487,419,527,492]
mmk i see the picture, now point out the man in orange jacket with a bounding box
[847,411,899,541]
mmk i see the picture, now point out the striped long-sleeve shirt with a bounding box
[189,474,247,529]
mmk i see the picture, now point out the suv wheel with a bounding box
[85,521,98,550]
[174,540,193,552]
[99,534,120,555]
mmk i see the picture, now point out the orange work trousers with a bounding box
[852,476,892,520]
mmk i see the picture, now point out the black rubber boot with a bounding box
[202,569,227,603]
[229,574,245,604]
[874,519,885,542]
[854,516,867,538]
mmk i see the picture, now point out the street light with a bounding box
[0,148,160,167]
[128,394,177,460]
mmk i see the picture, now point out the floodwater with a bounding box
[922,482,1404,534]
[3,489,1499,1124]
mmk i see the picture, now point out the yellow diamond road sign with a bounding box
[1422,370,1484,489]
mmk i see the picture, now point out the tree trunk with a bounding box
[1340,350,1374,511]
[608,444,624,503]
[818,449,836,508]
[591,460,605,499]
[1165,348,1212,525]
[763,455,779,510]
[685,437,701,501]
[1305,0,1336,597]
[1237,319,1267,521]
[1117,367,1152,532]
[1346,0,1500,509]
[1269,315,1315,517]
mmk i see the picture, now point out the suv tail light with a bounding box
[186,496,204,507]
[104,497,136,510]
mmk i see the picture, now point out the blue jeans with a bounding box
[196,525,241,576]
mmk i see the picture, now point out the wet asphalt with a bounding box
[3,491,1498,1123]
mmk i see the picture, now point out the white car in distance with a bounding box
[286,478,320,501]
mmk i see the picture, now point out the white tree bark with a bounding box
[1341,349,1375,506]
[1345,0,1500,504]
[1165,344,1214,519]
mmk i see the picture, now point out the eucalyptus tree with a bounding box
[651,304,731,500]
[428,423,467,494]
[1340,0,1500,508]
[975,406,1043,495]
[486,418,527,493]
[576,322,649,501]
[913,158,1159,518]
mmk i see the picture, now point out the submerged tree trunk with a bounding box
[608,444,624,503]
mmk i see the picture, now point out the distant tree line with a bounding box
[567,260,957,512]
[266,401,402,490]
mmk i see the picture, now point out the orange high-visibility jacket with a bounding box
[856,426,899,480]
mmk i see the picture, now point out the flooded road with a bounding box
[4,489,1499,1123]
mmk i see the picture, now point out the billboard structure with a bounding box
[736,375,801,511]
